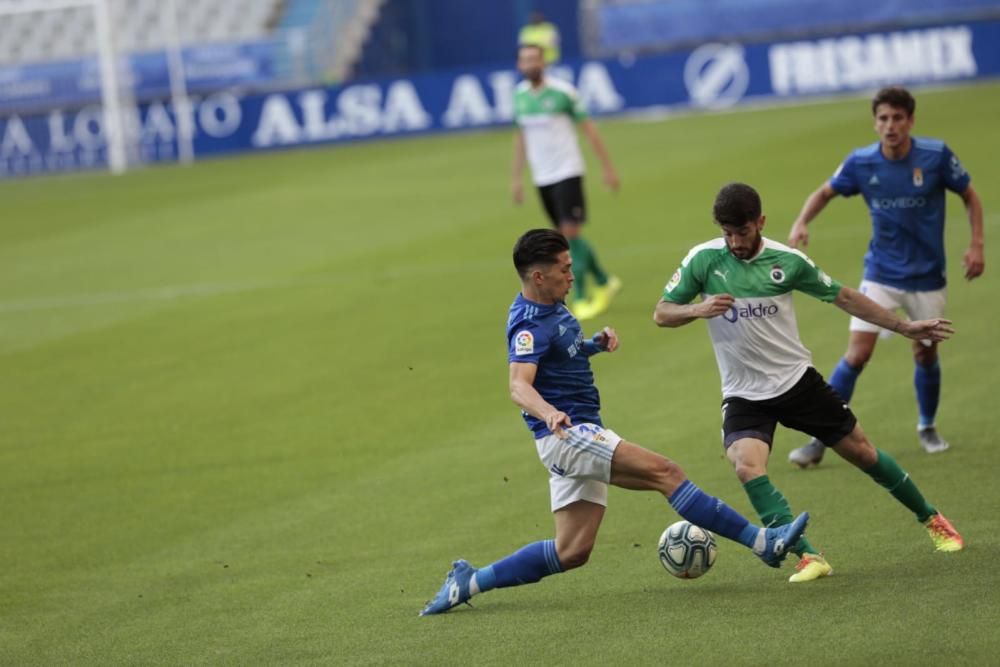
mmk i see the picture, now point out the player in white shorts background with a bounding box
[419,229,809,615]
[785,86,985,464]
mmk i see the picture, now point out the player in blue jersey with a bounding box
[786,86,985,467]
[420,229,809,615]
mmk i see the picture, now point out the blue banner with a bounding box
[3,20,999,178]
[0,41,281,113]
[597,0,1000,53]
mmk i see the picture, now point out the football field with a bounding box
[2,82,999,665]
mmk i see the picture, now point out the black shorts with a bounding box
[537,176,586,227]
[721,367,857,449]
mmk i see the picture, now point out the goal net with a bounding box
[0,0,140,174]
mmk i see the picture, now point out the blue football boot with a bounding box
[755,512,810,568]
[419,559,477,616]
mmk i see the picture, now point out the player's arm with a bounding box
[509,362,572,436]
[788,182,838,248]
[581,326,619,356]
[960,184,985,280]
[511,130,526,204]
[579,119,620,192]
[653,294,735,328]
[833,287,954,342]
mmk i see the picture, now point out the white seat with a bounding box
[0,0,281,65]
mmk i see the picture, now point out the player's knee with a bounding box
[558,221,581,239]
[733,462,766,484]
[846,444,878,469]
[845,348,873,368]
[913,345,938,367]
[558,542,594,570]
[650,455,685,492]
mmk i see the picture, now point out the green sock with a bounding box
[567,237,588,301]
[576,236,609,286]
[743,475,818,556]
[863,449,936,523]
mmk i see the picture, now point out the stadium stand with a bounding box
[0,0,282,65]
[0,0,386,112]
[585,0,1000,55]
[278,0,383,83]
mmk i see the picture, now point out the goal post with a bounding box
[161,0,194,165]
[0,0,184,174]
[0,0,131,173]
[89,0,129,173]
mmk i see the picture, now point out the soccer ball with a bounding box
[657,520,717,579]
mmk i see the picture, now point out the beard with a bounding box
[727,232,762,259]
[522,68,543,83]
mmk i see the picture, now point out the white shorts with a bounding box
[534,423,622,512]
[849,280,947,335]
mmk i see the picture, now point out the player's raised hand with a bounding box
[592,327,619,352]
[697,293,736,319]
[900,318,955,342]
[963,244,985,280]
[788,220,809,248]
[545,410,572,439]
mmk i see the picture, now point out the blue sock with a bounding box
[829,357,863,403]
[669,480,760,549]
[914,360,941,428]
[474,539,562,592]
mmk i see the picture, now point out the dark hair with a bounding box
[513,229,569,279]
[872,86,915,117]
[713,182,761,228]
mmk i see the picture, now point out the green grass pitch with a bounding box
[2,82,999,665]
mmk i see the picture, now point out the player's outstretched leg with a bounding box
[833,425,965,552]
[665,481,808,568]
[611,442,808,569]
[419,539,564,616]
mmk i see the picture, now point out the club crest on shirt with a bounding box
[665,269,682,292]
[514,330,534,355]
[769,265,785,283]
[913,167,924,187]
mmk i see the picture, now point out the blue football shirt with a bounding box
[506,293,603,438]
[829,136,971,291]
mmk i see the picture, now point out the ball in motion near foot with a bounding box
[657,521,717,579]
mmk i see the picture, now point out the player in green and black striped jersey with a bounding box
[511,44,621,321]
[654,183,965,583]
